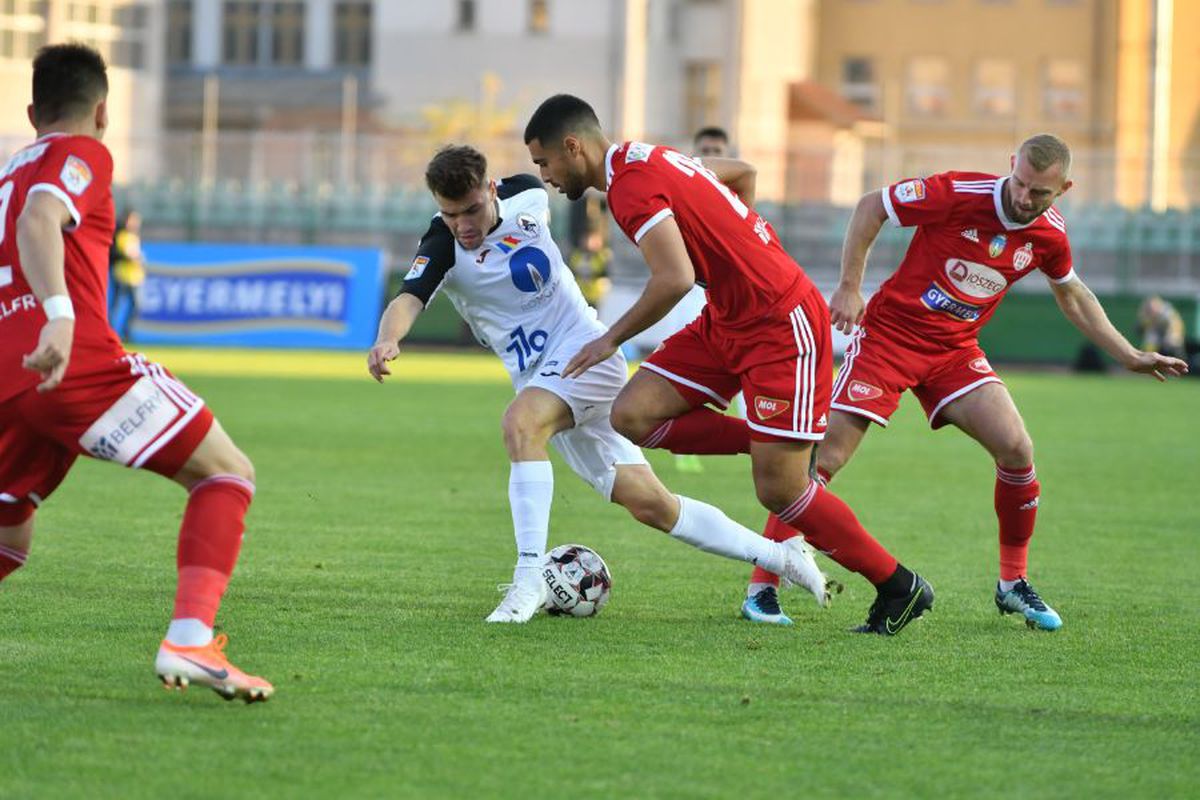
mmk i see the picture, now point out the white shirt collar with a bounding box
[605,143,619,190]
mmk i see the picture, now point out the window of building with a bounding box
[166,0,193,65]
[684,61,722,136]
[334,1,371,66]
[456,0,475,32]
[1043,58,1084,119]
[270,1,304,66]
[222,0,260,65]
[974,59,1015,117]
[529,0,549,34]
[841,56,878,112]
[0,1,46,61]
[906,56,950,116]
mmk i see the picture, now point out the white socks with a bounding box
[669,495,784,574]
[165,618,213,647]
[509,461,553,572]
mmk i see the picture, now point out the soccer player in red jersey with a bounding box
[0,44,272,700]
[808,134,1187,630]
[525,94,933,636]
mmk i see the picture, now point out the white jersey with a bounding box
[402,174,602,377]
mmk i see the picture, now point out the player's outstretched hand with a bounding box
[829,284,866,334]
[367,341,400,383]
[1125,350,1189,382]
[22,318,74,393]
[563,335,617,379]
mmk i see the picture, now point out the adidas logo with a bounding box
[1019,497,1040,511]
[961,228,979,243]
[816,413,827,427]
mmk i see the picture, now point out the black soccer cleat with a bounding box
[853,573,934,636]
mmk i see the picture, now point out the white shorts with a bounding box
[514,328,648,499]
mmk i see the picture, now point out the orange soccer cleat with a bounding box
[155,634,274,703]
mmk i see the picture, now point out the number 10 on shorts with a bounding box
[507,325,548,372]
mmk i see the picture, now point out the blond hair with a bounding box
[1019,134,1072,176]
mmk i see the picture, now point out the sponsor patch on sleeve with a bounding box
[625,142,654,163]
[405,256,429,280]
[60,155,93,196]
[893,179,926,204]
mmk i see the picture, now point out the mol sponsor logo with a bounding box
[754,396,791,420]
[847,381,883,402]
[945,258,1007,299]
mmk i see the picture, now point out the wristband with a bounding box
[42,294,75,321]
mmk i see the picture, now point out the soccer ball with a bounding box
[541,544,612,617]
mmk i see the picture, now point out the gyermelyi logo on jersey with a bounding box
[509,247,552,293]
[921,282,983,321]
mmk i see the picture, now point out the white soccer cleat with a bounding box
[779,537,843,607]
[485,575,548,623]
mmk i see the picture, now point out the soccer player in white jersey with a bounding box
[367,146,834,623]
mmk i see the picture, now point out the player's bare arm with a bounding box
[831,190,890,334]
[1050,276,1188,381]
[562,217,694,379]
[700,157,757,207]
[15,190,75,392]
[367,292,424,382]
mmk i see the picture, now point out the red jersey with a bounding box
[0,133,119,402]
[606,141,814,331]
[868,170,1074,351]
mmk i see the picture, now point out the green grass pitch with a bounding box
[1,355,1197,798]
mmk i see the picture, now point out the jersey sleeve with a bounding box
[880,172,956,228]
[400,216,455,306]
[26,137,113,231]
[608,166,674,245]
[1039,232,1075,285]
[496,173,544,199]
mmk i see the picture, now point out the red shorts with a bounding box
[830,324,1002,429]
[0,353,213,525]
[642,290,832,443]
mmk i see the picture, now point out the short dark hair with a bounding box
[31,43,108,127]
[425,145,488,199]
[693,126,729,144]
[523,94,601,146]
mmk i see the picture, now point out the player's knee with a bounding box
[609,399,650,444]
[996,434,1034,468]
[611,473,676,531]
[500,407,551,453]
[754,475,810,515]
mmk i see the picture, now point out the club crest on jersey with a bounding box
[516,213,539,236]
[754,396,790,420]
[894,179,926,204]
[969,357,992,374]
[1013,242,1034,271]
[60,155,93,195]
[496,235,522,254]
[847,381,883,402]
[509,247,552,293]
[405,256,429,280]
[988,234,1007,259]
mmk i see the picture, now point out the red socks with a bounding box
[172,475,254,626]
[640,407,751,455]
[995,464,1039,581]
[776,481,898,584]
[0,543,27,581]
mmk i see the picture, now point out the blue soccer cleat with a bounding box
[995,579,1063,631]
[741,585,794,626]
